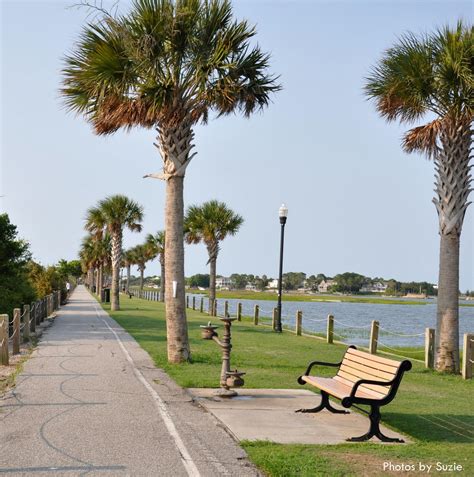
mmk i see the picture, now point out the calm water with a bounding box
[188,295,474,349]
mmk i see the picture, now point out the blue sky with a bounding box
[1,0,473,290]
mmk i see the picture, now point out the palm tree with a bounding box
[61,0,279,363]
[87,195,143,311]
[130,244,153,292]
[185,200,244,306]
[122,248,135,295]
[365,22,473,373]
[79,233,111,295]
[146,231,166,301]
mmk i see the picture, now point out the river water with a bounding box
[189,295,474,349]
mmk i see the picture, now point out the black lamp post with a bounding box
[276,204,288,333]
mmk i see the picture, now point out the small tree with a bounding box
[185,200,243,306]
[86,195,143,311]
[146,231,166,301]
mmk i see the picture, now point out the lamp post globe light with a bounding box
[276,204,288,333]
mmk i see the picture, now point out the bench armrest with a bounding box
[349,377,394,399]
[297,360,342,384]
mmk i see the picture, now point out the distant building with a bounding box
[267,279,279,289]
[216,276,233,289]
[318,280,337,293]
[360,282,388,293]
[245,284,257,291]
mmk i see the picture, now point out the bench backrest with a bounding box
[334,347,407,400]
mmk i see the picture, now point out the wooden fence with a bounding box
[127,290,474,380]
[0,291,62,366]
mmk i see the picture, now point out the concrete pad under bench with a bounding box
[189,388,409,445]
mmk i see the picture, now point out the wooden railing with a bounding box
[0,291,62,365]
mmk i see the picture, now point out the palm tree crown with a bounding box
[365,22,472,155]
[185,200,244,260]
[61,0,280,139]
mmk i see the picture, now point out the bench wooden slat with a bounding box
[332,375,386,399]
[343,352,400,374]
[339,360,395,381]
[303,376,382,400]
[336,370,390,397]
[346,347,401,369]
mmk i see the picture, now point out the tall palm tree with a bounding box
[87,195,144,311]
[185,200,244,306]
[146,231,166,301]
[365,22,473,373]
[61,0,279,363]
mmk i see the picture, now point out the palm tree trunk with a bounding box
[160,256,165,302]
[111,230,122,311]
[165,175,190,363]
[95,267,99,294]
[209,256,217,306]
[435,234,460,372]
[98,264,103,299]
[140,268,144,291]
[434,121,471,373]
[126,265,131,294]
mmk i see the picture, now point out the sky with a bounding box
[1,0,473,290]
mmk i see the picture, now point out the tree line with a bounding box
[0,213,81,314]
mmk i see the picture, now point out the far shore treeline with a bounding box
[134,271,473,298]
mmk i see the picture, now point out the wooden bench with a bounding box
[297,346,411,442]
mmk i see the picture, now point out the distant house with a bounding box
[318,280,337,293]
[216,276,233,289]
[360,282,388,293]
[267,279,279,289]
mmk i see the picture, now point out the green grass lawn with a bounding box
[103,296,474,476]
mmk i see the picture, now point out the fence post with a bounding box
[0,315,8,365]
[462,333,473,380]
[213,300,218,317]
[369,320,379,354]
[23,305,31,341]
[186,295,189,308]
[192,296,196,310]
[327,314,334,344]
[237,303,242,321]
[200,297,204,313]
[13,309,21,354]
[30,303,36,333]
[425,328,435,369]
[224,301,229,318]
[272,308,277,331]
[254,305,259,325]
[296,310,302,336]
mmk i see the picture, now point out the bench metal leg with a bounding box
[296,391,349,414]
[347,405,404,443]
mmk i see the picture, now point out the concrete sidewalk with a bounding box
[0,286,258,476]
[190,389,408,444]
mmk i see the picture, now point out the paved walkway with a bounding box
[0,286,258,476]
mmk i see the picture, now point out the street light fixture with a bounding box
[276,204,288,333]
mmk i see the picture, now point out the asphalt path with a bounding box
[0,286,259,476]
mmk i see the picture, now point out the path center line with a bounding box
[94,305,201,477]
